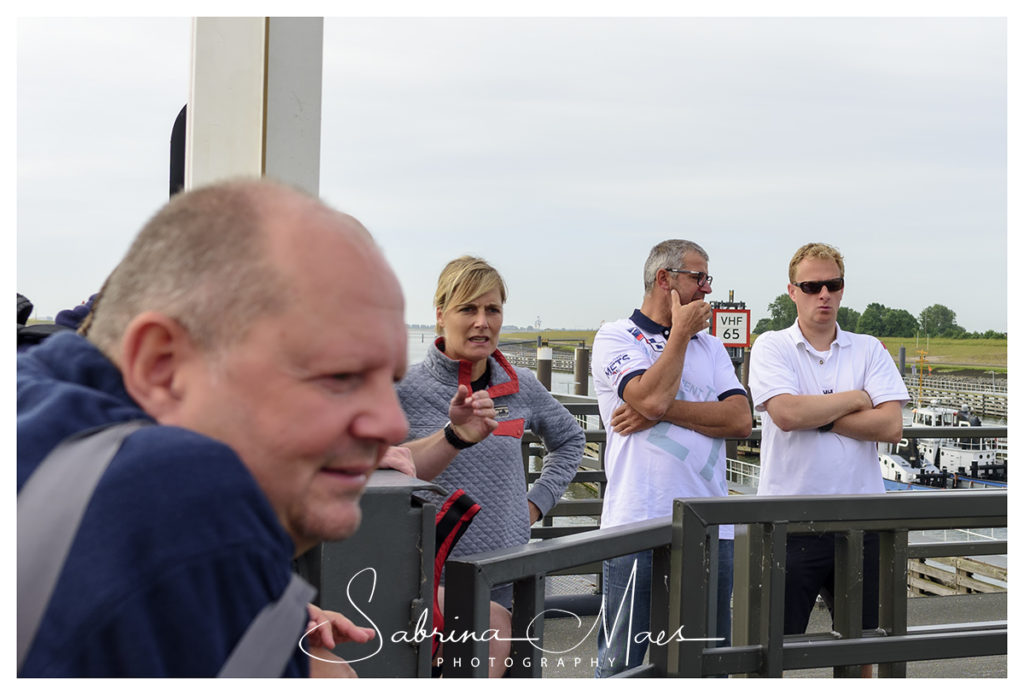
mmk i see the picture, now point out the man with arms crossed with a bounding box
[591,239,752,677]
[748,242,908,678]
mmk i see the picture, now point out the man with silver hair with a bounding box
[591,239,752,677]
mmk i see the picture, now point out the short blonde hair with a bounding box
[433,256,507,334]
[788,243,845,283]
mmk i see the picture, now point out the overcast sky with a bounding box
[14,10,1010,334]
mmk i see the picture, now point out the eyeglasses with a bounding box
[665,268,712,288]
[793,277,844,294]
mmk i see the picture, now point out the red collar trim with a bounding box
[486,349,519,398]
[435,337,520,397]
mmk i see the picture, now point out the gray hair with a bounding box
[85,179,293,355]
[642,240,709,293]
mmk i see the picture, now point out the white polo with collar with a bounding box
[749,321,910,497]
[592,309,747,535]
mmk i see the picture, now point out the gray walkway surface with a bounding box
[537,592,1006,678]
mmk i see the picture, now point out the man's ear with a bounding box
[656,268,672,291]
[118,311,202,421]
[787,283,798,303]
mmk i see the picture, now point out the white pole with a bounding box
[186,17,323,195]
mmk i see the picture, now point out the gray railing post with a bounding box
[667,500,713,677]
[760,522,788,677]
[832,529,865,677]
[509,575,545,677]
[443,560,491,677]
[648,544,672,675]
[730,521,759,677]
[734,521,787,678]
[877,529,909,678]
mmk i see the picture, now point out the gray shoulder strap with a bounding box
[217,572,317,677]
[17,420,148,671]
[18,420,317,677]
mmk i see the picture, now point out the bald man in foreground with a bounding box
[18,180,410,676]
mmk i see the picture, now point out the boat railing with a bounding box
[942,436,999,451]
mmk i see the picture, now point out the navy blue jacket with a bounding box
[17,333,308,677]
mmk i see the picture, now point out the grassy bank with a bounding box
[500,330,596,345]
[875,336,1007,374]
[500,330,1007,375]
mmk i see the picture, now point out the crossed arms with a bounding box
[613,386,899,444]
[614,347,752,439]
[613,391,752,439]
[763,390,904,444]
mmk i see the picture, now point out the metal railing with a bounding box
[442,516,672,677]
[702,492,1006,678]
[441,491,1007,677]
[496,402,1009,677]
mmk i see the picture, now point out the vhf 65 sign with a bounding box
[711,309,750,347]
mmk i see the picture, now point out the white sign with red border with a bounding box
[711,309,750,347]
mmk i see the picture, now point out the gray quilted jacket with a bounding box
[396,342,585,558]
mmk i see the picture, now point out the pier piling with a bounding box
[536,338,552,390]
[573,346,590,396]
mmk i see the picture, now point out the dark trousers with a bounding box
[784,532,880,634]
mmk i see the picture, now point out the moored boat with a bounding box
[879,401,1005,489]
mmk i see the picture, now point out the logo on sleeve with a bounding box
[604,353,632,378]
[627,327,664,352]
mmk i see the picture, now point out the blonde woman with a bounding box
[397,256,585,676]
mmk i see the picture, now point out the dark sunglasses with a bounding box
[793,277,844,294]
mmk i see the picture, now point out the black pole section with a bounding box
[169,104,187,198]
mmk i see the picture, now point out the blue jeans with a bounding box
[595,539,733,677]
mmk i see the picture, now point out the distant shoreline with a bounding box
[28,322,1005,376]
[493,329,1008,377]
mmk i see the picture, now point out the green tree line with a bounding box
[752,295,1006,339]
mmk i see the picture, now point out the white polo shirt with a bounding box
[592,310,747,537]
[749,321,909,496]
